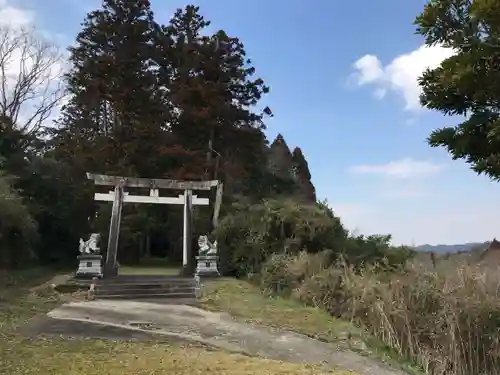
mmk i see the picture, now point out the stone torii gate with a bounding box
[86,173,224,277]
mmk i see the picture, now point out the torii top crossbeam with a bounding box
[86,173,219,190]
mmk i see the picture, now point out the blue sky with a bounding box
[7,0,500,245]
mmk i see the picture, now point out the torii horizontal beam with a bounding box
[86,173,218,191]
[94,192,209,205]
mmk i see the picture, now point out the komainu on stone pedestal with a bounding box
[195,235,220,277]
[75,233,103,279]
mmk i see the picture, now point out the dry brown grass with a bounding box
[361,263,499,374]
[260,252,500,375]
[342,262,500,375]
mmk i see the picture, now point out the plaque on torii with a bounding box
[86,173,224,277]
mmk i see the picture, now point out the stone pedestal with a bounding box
[195,255,220,277]
[76,254,103,279]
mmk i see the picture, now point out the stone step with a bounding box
[96,282,195,291]
[98,275,189,283]
[130,297,199,305]
[91,275,198,301]
[94,291,196,300]
[95,287,196,296]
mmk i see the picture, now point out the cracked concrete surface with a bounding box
[43,300,408,375]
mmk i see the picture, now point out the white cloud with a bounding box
[0,0,34,27]
[353,55,383,85]
[349,158,443,180]
[352,44,455,111]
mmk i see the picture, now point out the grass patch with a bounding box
[0,269,352,375]
[200,278,362,345]
[0,267,65,298]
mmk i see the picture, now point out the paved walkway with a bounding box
[44,300,409,375]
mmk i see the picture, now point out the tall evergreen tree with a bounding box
[53,0,169,177]
[262,134,301,198]
[268,134,294,179]
[158,6,272,190]
[292,147,316,202]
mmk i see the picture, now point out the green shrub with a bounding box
[342,234,415,268]
[260,250,335,296]
[0,173,38,267]
[215,198,347,277]
[383,245,415,269]
[293,267,346,317]
[260,253,296,295]
[287,250,336,281]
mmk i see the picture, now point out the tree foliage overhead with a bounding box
[416,0,500,180]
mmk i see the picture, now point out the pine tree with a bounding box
[268,134,294,179]
[292,147,316,202]
[54,0,169,177]
[262,134,301,198]
[157,5,272,188]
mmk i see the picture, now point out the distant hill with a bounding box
[414,242,489,254]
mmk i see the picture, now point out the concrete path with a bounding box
[46,300,408,375]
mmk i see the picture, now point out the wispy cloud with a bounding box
[349,158,443,180]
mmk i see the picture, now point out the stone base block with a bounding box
[195,255,220,277]
[76,254,103,279]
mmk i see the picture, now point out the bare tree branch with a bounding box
[0,26,66,135]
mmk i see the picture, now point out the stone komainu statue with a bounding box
[78,233,101,254]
